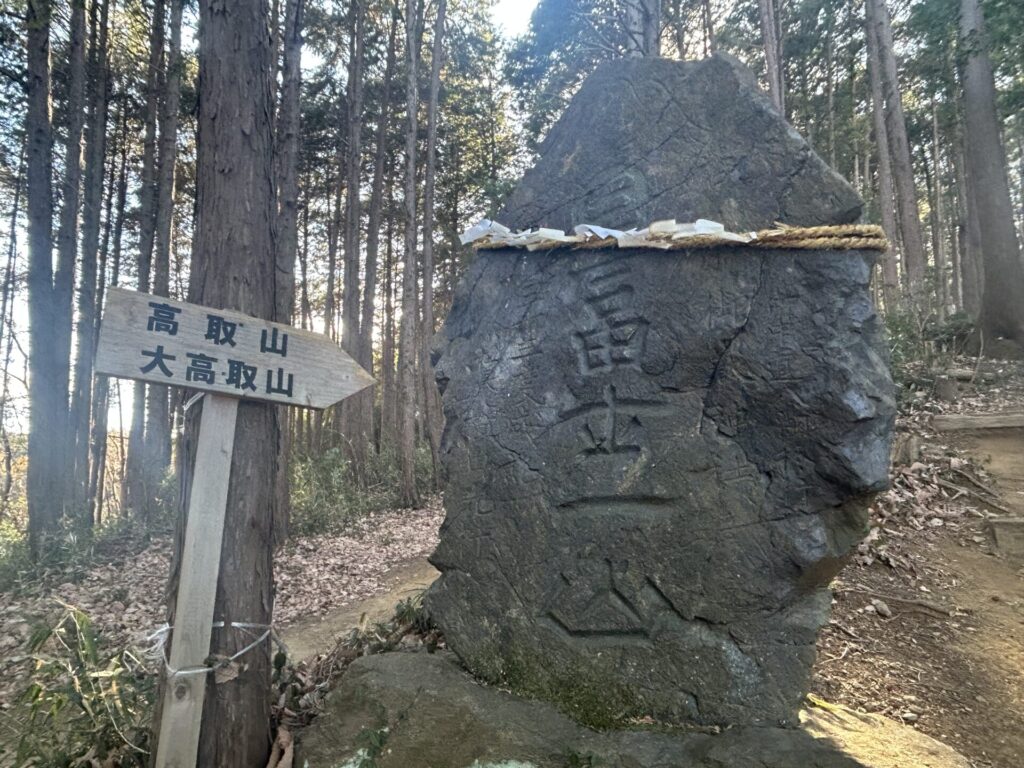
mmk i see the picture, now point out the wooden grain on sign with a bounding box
[95,287,374,409]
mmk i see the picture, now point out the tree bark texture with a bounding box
[153,0,279,763]
[380,178,397,450]
[126,0,165,521]
[273,0,303,541]
[274,0,302,325]
[50,0,88,517]
[70,0,112,515]
[864,2,901,312]
[420,0,447,485]
[959,0,1024,348]
[1,148,23,517]
[147,0,184,479]
[624,0,643,57]
[930,105,948,320]
[361,10,398,376]
[26,0,62,553]
[398,0,421,507]
[866,0,927,303]
[641,0,661,57]
[340,0,369,482]
[757,0,784,115]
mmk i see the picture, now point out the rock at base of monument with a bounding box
[295,651,971,768]
[427,247,895,728]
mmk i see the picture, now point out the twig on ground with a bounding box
[820,644,854,665]
[837,587,957,617]
[827,620,866,643]
[936,478,1013,514]
[950,467,999,498]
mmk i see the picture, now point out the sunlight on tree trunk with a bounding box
[960,0,1024,351]
[152,0,280,762]
[398,0,422,508]
[757,0,784,115]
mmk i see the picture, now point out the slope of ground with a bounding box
[812,360,1024,768]
[0,499,443,710]
[2,360,1023,768]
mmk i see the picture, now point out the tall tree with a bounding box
[274,0,303,538]
[340,0,368,480]
[125,0,165,520]
[866,0,927,303]
[757,0,784,114]
[624,0,661,56]
[52,0,88,515]
[70,0,113,514]
[702,0,715,54]
[419,0,447,485]
[864,0,900,311]
[380,168,398,449]
[275,0,303,328]
[148,0,184,478]
[398,0,422,507]
[930,104,949,319]
[90,108,129,524]
[952,134,982,313]
[362,7,401,454]
[155,0,280,763]
[25,0,62,553]
[959,0,1024,349]
[0,147,23,516]
[362,9,398,370]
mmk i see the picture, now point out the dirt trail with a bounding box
[281,557,438,661]
[812,425,1024,768]
[938,429,1024,767]
[965,431,1024,501]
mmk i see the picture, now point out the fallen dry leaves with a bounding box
[0,496,444,711]
[274,497,442,626]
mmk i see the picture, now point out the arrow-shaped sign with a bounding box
[95,287,374,409]
[94,288,375,767]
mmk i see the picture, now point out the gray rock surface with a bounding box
[426,246,894,727]
[498,54,863,232]
[297,652,969,768]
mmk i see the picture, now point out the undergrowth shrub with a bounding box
[0,516,32,591]
[0,465,178,593]
[289,444,434,536]
[885,310,974,391]
[0,605,153,767]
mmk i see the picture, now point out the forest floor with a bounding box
[812,359,1024,768]
[0,498,444,711]
[2,360,1023,768]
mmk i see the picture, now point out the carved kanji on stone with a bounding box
[426,54,894,728]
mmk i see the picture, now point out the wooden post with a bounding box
[155,394,238,768]
[93,287,374,766]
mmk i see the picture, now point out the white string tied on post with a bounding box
[145,621,285,679]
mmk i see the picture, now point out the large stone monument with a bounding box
[425,53,895,729]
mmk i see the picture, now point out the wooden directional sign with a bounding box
[95,287,374,409]
[94,288,373,768]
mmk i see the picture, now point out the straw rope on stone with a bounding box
[463,218,889,253]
